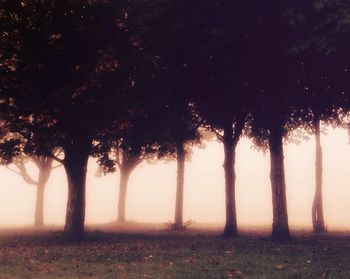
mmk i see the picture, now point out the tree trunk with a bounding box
[174,141,185,230]
[33,157,53,227]
[269,124,290,241]
[63,138,90,240]
[34,182,45,226]
[117,166,131,223]
[223,124,238,237]
[312,118,326,233]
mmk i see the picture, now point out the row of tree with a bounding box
[0,0,350,241]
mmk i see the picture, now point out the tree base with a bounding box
[222,224,238,238]
[272,226,291,242]
[313,224,327,234]
[63,229,85,241]
[64,223,85,241]
[170,223,185,231]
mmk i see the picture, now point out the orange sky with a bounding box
[1,127,350,230]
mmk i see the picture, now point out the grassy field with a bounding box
[0,223,350,278]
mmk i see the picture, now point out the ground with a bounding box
[0,223,350,278]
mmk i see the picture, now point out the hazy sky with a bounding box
[1,127,350,230]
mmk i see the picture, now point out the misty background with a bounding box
[1,127,349,229]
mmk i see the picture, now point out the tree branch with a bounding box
[213,128,224,142]
[12,159,38,186]
[54,148,62,157]
[48,152,65,165]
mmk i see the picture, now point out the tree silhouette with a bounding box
[190,0,258,237]
[246,1,305,241]
[7,153,61,226]
[286,0,350,233]
[0,0,148,239]
[94,113,160,224]
[143,0,204,230]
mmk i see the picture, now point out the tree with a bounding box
[171,108,201,231]
[246,0,305,241]
[190,0,259,237]
[7,154,60,226]
[285,0,350,233]
[150,90,202,231]
[247,0,350,240]
[0,0,149,239]
[141,0,204,230]
[293,54,339,234]
[95,145,144,223]
[94,114,160,223]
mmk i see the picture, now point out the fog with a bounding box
[1,127,350,230]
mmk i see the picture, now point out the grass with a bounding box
[0,223,350,278]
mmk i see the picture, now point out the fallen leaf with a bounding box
[275,264,285,270]
[227,269,242,278]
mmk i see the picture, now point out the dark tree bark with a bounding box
[222,117,244,237]
[269,123,290,241]
[174,140,185,230]
[63,137,91,240]
[312,118,326,233]
[223,124,237,237]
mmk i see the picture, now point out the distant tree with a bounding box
[7,153,61,226]
[163,103,201,231]
[113,146,150,223]
[293,54,341,234]
[140,81,202,231]
[94,114,160,223]
[139,0,205,230]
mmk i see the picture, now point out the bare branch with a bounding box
[48,152,65,165]
[12,159,38,186]
[53,148,63,157]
